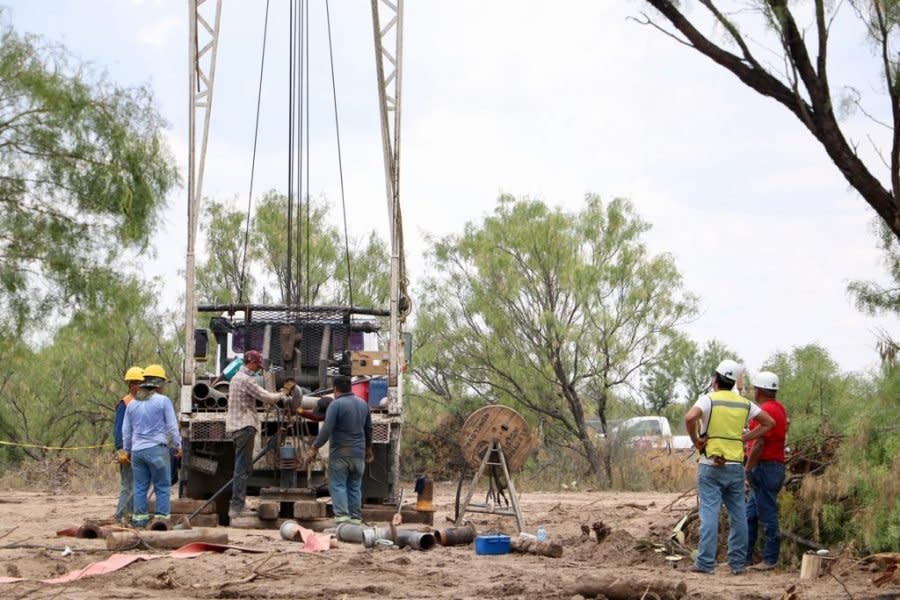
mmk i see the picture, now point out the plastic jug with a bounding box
[536,525,547,542]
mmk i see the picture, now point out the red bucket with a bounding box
[352,380,370,402]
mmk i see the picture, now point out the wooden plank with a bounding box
[259,487,317,502]
[229,516,285,530]
[174,513,219,527]
[149,498,216,515]
[293,500,326,520]
[361,504,434,525]
[257,502,280,520]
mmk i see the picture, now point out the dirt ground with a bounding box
[0,484,897,600]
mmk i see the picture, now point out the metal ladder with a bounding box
[454,440,524,533]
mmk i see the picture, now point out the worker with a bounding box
[225,350,288,519]
[113,366,144,524]
[744,371,788,570]
[123,364,182,528]
[305,375,373,524]
[684,359,775,575]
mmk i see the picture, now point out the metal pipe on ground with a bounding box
[149,519,170,532]
[395,529,437,551]
[334,523,391,548]
[435,525,476,546]
[76,523,106,539]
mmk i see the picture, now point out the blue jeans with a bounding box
[696,463,748,572]
[230,426,256,513]
[115,462,133,522]
[132,445,172,525]
[746,461,785,565]
[329,456,365,521]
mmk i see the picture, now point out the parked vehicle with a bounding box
[587,416,692,453]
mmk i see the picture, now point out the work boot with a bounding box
[748,562,776,571]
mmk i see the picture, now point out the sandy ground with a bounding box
[0,485,897,600]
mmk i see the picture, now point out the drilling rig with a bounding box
[178,0,410,524]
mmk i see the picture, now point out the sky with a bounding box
[3,0,898,377]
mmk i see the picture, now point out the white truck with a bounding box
[612,416,693,452]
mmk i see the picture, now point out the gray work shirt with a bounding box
[313,392,372,459]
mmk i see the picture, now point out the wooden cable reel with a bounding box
[459,405,534,472]
[455,405,534,532]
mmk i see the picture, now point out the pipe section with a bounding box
[395,529,436,551]
[435,525,477,546]
[149,519,170,532]
[193,382,228,410]
[334,523,391,548]
[280,519,302,542]
[76,523,106,539]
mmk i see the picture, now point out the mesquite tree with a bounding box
[641,0,900,240]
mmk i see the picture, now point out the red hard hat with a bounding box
[244,350,263,365]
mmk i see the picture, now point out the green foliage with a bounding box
[409,194,697,481]
[681,339,743,401]
[641,333,693,413]
[847,219,900,316]
[0,275,178,464]
[234,190,390,307]
[0,18,178,329]
[196,199,254,304]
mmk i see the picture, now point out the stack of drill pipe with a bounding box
[106,528,228,550]
[192,382,227,411]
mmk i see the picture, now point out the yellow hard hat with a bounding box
[123,366,145,382]
[143,364,168,380]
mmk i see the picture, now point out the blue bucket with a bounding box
[475,534,511,555]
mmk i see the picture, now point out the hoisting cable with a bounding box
[303,0,311,307]
[286,0,296,305]
[237,0,271,304]
[325,0,354,309]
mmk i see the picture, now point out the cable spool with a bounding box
[458,405,534,473]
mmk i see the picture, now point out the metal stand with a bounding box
[454,441,524,533]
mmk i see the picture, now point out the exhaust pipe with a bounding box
[395,529,437,551]
[435,525,477,546]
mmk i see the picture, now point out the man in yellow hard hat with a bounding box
[113,366,143,524]
[123,364,182,527]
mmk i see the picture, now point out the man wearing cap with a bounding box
[744,371,788,571]
[305,375,373,524]
[225,350,288,519]
[113,366,143,524]
[123,364,182,528]
[684,359,775,574]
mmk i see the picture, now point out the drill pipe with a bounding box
[435,525,477,546]
[193,382,227,410]
[334,523,391,548]
[395,529,437,551]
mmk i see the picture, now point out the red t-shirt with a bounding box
[747,399,788,463]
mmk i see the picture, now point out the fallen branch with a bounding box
[662,487,696,512]
[781,530,827,551]
[573,575,688,600]
[616,502,649,511]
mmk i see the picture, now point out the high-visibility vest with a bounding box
[703,390,750,463]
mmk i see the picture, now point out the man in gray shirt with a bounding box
[306,375,373,524]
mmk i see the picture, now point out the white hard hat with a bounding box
[715,359,740,381]
[753,371,779,391]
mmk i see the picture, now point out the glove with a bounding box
[117,450,130,466]
[174,447,183,459]
[304,447,319,464]
[365,446,374,464]
[281,380,296,394]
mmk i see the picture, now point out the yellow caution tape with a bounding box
[0,440,113,451]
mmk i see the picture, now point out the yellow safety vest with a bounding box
[703,390,750,463]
